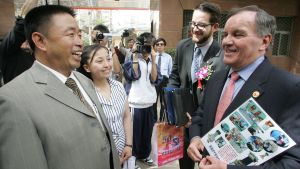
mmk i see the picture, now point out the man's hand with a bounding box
[151,46,156,61]
[184,112,192,128]
[187,137,205,162]
[199,156,227,169]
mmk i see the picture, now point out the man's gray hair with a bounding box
[227,5,276,37]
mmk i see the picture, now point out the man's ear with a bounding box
[260,34,272,51]
[32,32,47,52]
[212,23,219,32]
[83,64,91,73]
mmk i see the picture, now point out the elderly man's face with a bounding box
[222,11,270,70]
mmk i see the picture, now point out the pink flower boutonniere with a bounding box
[195,64,214,90]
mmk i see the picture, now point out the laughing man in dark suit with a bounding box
[168,2,225,169]
[188,5,300,169]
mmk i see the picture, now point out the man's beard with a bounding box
[192,30,213,45]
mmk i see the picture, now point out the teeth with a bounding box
[74,52,82,55]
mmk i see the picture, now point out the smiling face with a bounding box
[84,48,112,81]
[222,11,270,70]
[191,10,218,46]
[38,13,83,76]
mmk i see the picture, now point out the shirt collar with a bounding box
[229,56,265,81]
[35,60,75,83]
[194,38,213,56]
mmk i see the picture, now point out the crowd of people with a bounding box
[0,1,300,169]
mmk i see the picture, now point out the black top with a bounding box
[0,17,34,84]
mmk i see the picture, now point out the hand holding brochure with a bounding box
[201,98,296,166]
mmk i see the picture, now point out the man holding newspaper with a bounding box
[188,5,300,169]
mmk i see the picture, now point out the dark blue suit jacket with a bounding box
[190,58,300,169]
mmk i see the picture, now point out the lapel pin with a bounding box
[252,91,260,98]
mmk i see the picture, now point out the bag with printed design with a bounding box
[151,122,184,167]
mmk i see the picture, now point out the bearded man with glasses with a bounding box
[167,2,225,169]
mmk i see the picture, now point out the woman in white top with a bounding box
[78,44,133,168]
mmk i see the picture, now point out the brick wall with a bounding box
[0,0,15,40]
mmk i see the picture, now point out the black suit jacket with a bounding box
[190,58,300,169]
[168,38,225,107]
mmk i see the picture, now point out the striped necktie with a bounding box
[191,47,202,83]
[65,78,93,113]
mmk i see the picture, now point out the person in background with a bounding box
[152,37,173,121]
[123,32,162,169]
[0,5,121,169]
[167,2,225,169]
[0,0,38,84]
[92,24,122,81]
[78,44,133,169]
[119,38,135,63]
[188,5,300,169]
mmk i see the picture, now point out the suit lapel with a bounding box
[31,62,95,118]
[74,72,111,131]
[202,40,221,64]
[185,39,195,82]
[221,58,271,121]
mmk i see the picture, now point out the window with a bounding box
[272,17,295,56]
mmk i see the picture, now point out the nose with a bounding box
[222,35,233,47]
[75,34,83,47]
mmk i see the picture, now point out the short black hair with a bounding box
[154,38,167,46]
[194,2,221,24]
[24,5,76,51]
[136,32,156,46]
[93,24,109,33]
[92,24,109,43]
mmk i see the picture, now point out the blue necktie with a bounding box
[158,53,162,71]
[191,48,202,83]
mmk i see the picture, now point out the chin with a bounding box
[223,57,235,67]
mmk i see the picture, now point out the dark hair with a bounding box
[194,2,221,24]
[92,24,109,43]
[136,32,155,54]
[136,32,156,46]
[227,5,276,37]
[154,38,167,46]
[93,24,109,33]
[77,44,109,80]
[24,5,76,51]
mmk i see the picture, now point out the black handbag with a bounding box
[163,87,196,126]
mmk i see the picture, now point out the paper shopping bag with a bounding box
[151,122,184,167]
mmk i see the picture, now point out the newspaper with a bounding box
[201,98,296,166]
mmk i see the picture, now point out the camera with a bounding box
[95,32,112,41]
[136,35,153,54]
[95,32,104,41]
[121,29,130,37]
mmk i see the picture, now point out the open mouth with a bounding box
[224,47,237,53]
[72,51,82,57]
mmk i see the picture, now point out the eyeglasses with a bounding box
[189,21,213,29]
[155,43,165,46]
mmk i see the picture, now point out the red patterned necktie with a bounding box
[214,72,240,126]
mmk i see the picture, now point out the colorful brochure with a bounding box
[201,98,296,166]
